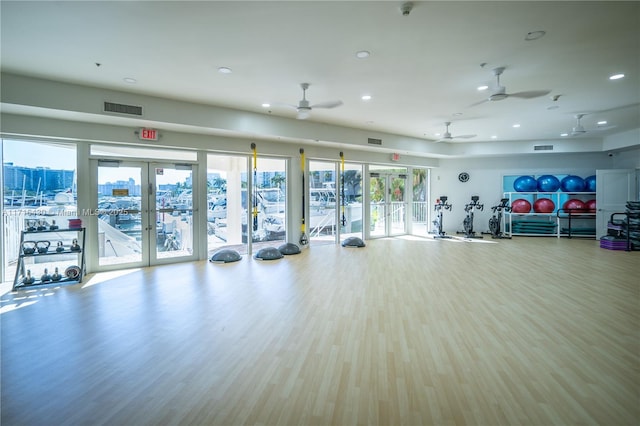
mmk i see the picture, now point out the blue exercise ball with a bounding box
[561,175,586,192]
[536,175,560,192]
[584,175,596,192]
[513,175,537,192]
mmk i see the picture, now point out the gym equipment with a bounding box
[22,270,35,285]
[36,240,50,254]
[511,219,557,234]
[460,195,483,238]
[533,198,555,213]
[65,265,81,280]
[586,199,596,213]
[488,198,511,239]
[51,267,62,282]
[339,152,346,227]
[513,175,537,192]
[536,175,560,192]
[563,199,586,211]
[299,148,308,246]
[254,246,283,260]
[432,196,452,238]
[210,249,242,263]
[41,268,52,282]
[341,236,366,248]
[278,242,301,255]
[251,143,259,232]
[585,175,597,192]
[511,198,532,213]
[561,175,586,192]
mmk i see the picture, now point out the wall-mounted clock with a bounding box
[458,172,470,183]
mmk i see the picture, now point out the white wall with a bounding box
[431,152,617,234]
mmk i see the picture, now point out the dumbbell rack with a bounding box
[13,227,86,291]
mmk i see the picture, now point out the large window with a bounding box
[2,140,77,282]
[207,154,286,255]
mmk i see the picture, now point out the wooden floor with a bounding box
[1,236,638,425]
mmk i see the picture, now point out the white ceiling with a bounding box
[1,1,639,148]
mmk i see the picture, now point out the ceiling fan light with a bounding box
[609,73,624,80]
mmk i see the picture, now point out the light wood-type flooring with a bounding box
[1,236,639,425]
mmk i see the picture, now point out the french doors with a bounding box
[369,172,408,237]
[95,160,197,270]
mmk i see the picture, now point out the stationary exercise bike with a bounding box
[488,198,511,239]
[461,195,483,238]
[432,196,452,238]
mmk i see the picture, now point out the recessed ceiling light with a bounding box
[477,85,489,91]
[261,103,270,108]
[525,30,546,41]
[512,123,521,128]
[597,120,608,125]
[218,67,232,74]
[361,95,372,101]
[609,73,624,80]
[560,133,569,137]
[355,50,370,59]
[123,77,137,84]
[491,135,497,139]
[435,133,441,137]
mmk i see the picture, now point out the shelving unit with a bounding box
[13,227,86,291]
[602,202,640,251]
[504,192,596,238]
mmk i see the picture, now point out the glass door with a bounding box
[309,161,338,245]
[151,163,196,264]
[97,161,145,268]
[369,172,408,237]
[96,160,196,270]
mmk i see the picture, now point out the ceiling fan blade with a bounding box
[453,134,476,139]
[310,100,343,109]
[594,125,616,131]
[272,102,298,110]
[469,98,489,107]
[508,89,551,99]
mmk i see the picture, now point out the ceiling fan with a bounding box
[283,83,343,119]
[472,67,551,107]
[435,122,476,142]
[570,113,615,136]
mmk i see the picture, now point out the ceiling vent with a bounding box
[368,138,382,145]
[534,145,554,151]
[103,101,143,116]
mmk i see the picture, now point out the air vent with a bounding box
[368,138,382,145]
[103,101,143,116]
[534,145,554,151]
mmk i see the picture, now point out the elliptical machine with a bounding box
[460,195,484,238]
[432,196,452,238]
[488,198,511,239]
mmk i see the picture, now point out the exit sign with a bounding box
[139,128,158,141]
